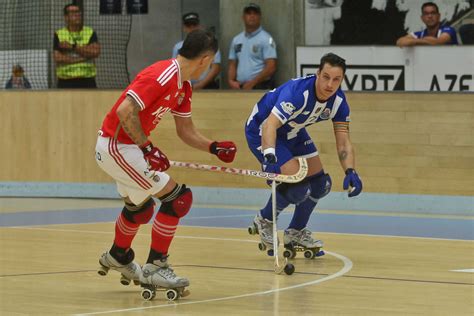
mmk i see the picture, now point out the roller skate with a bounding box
[97,249,142,286]
[139,256,190,301]
[282,228,325,259]
[248,213,277,256]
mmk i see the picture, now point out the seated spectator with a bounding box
[228,3,277,90]
[396,2,457,47]
[5,64,31,89]
[172,12,221,89]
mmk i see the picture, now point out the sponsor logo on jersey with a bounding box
[319,108,331,120]
[280,101,295,115]
[234,43,242,53]
[304,139,313,145]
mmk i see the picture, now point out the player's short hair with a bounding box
[421,2,439,14]
[178,29,218,59]
[319,53,346,74]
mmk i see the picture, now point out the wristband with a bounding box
[263,148,275,156]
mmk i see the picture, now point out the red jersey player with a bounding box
[95,30,236,296]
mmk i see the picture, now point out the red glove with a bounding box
[140,141,170,172]
[209,141,237,163]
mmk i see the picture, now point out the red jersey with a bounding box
[100,59,192,144]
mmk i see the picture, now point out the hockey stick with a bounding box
[170,158,308,183]
[271,180,295,275]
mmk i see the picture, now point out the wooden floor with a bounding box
[0,201,473,315]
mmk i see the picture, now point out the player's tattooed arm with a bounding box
[333,122,356,172]
[116,96,148,146]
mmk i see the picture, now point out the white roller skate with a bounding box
[248,213,277,256]
[139,256,190,301]
[283,228,325,259]
[97,250,142,286]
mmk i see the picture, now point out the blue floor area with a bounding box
[1,206,472,240]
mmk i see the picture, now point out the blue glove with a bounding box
[262,152,280,174]
[343,168,363,197]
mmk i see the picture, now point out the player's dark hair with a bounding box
[178,29,218,59]
[64,4,80,15]
[421,2,439,14]
[319,53,346,74]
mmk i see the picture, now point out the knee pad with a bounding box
[158,184,193,218]
[277,181,311,205]
[122,198,155,224]
[308,172,332,200]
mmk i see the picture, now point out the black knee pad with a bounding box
[277,181,311,204]
[158,184,193,218]
[122,198,155,224]
[308,172,332,200]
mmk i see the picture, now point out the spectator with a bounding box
[396,2,458,47]
[172,12,221,89]
[5,64,31,89]
[53,3,101,88]
[228,3,277,90]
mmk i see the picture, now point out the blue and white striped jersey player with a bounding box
[245,53,363,255]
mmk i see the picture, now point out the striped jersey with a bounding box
[100,59,192,144]
[245,75,350,140]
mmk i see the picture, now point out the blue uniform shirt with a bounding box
[172,40,221,83]
[228,26,277,83]
[411,25,458,44]
[246,75,350,140]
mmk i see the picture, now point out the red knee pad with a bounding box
[158,185,193,218]
[171,188,193,218]
[123,198,155,224]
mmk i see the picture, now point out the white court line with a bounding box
[74,251,352,315]
[5,226,352,316]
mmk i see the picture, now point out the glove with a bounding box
[140,141,170,172]
[210,141,237,163]
[262,149,280,174]
[343,168,363,197]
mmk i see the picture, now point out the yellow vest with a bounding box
[56,26,96,79]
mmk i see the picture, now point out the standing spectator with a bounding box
[396,2,458,47]
[53,3,101,88]
[172,12,221,89]
[228,3,277,90]
[5,64,31,89]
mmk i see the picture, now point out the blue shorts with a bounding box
[245,128,318,169]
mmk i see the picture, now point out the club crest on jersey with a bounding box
[252,45,259,54]
[177,92,185,105]
[280,101,295,115]
[319,108,331,120]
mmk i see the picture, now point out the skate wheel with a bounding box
[316,250,325,257]
[180,289,190,297]
[283,249,294,259]
[304,250,314,259]
[248,225,257,235]
[120,275,131,286]
[267,249,274,257]
[133,279,140,286]
[166,289,179,301]
[141,289,154,301]
[284,263,295,275]
[97,266,109,276]
[258,242,266,251]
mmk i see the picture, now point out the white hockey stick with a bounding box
[170,158,308,184]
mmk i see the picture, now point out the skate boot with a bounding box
[139,256,190,301]
[97,249,142,286]
[283,228,325,259]
[248,213,276,256]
